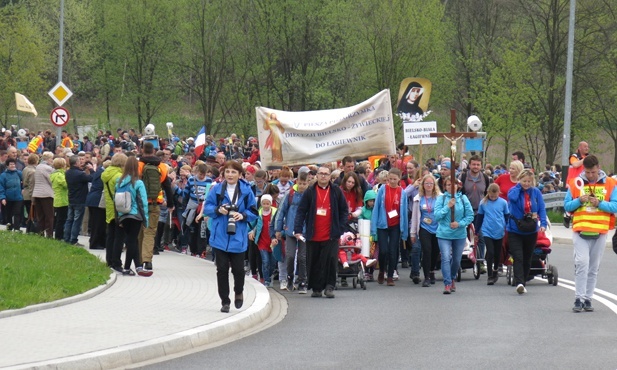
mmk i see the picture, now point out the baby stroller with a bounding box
[506,220,558,286]
[336,221,367,290]
[456,223,483,282]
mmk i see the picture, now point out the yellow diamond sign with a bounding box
[48,81,73,106]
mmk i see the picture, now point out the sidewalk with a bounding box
[550,224,614,247]
[0,233,272,370]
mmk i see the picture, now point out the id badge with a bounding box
[387,210,398,219]
[586,206,598,213]
[317,208,328,216]
[423,217,432,225]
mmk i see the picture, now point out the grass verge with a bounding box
[547,209,564,224]
[0,232,110,311]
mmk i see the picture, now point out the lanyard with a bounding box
[423,196,434,213]
[317,186,330,208]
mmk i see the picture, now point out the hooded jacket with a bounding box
[204,178,258,253]
[434,191,474,240]
[506,183,547,234]
[0,169,23,201]
[371,184,409,240]
[101,165,123,223]
[275,183,306,237]
[115,175,149,228]
[50,169,69,207]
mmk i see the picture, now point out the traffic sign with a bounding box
[48,81,73,106]
[50,107,70,127]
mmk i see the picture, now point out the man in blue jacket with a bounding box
[294,166,348,299]
[64,155,93,246]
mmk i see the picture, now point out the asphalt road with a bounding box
[139,243,617,370]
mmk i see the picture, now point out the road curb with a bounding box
[9,278,272,370]
[0,272,117,320]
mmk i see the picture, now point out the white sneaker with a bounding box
[366,259,377,267]
[280,281,288,290]
[393,270,399,281]
[516,284,527,294]
[342,262,350,269]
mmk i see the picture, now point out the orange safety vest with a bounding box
[61,136,73,149]
[138,161,168,204]
[568,177,616,234]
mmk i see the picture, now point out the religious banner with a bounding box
[396,77,432,122]
[255,89,396,169]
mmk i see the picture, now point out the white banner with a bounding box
[403,121,437,145]
[255,90,396,168]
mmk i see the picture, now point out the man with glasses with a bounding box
[294,167,348,298]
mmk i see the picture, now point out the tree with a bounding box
[0,5,45,127]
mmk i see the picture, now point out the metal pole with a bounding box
[561,0,576,187]
[56,0,64,147]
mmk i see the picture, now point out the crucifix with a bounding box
[430,109,477,220]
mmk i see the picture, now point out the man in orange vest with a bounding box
[564,155,617,312]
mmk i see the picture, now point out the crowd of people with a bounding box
[1,126,616,313]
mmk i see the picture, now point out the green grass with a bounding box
[0,232,110,311]
[547,209,564,224]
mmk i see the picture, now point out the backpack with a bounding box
[142,163,162,200]
[114,181,134,214]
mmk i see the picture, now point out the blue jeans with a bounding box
[409,237,422,277]
[438,237,466,286]
[64,204,85,244]
[377,226,401,279]
[259,249,276,284]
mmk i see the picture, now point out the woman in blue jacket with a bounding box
[205,161,258,313]
[507,169,547,295]
[0,158,23,231]
[115,156,149,276]
[435,176,474,294]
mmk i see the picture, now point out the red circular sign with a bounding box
[50,107,70,127]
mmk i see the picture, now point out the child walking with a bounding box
[249,194,278,287]
[476,183,510,285]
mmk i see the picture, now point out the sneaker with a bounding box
[572,298,583,312]
[386,278,395,286]
[280,280,288,290]
[430,272,436,284]
[181,247,187,254]
[311,290,323,298]
[342,262,350,269]
[451,281,456,292]
[111,266,125,275]
[298,284,308,294]
[220,304,230,313]
[443,285,451,294]
[124,269,136,276]
[422,279,431,287]
[163,245,170,251]
[287,278,295,291]
[377,271,385,284]
[144,262,153,271]
[393,270,399,281]
[480,264,487,274]
[487,276,495,285]
[136,267,153,277]
[264,281,272,288]
[412,275,421,285]
[583,299,594,312]
[325,288,335,298]
[516,284,526,294]
[366,259,377,268]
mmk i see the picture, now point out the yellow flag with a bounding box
[15,93,38,116]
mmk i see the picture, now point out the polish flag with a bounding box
[194,125,207,158]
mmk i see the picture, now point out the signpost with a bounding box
[430,109,478,219]
[50,107,70,127]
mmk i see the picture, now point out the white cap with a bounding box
[261,194,273,204]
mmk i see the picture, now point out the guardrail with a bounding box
[542,191,566,209]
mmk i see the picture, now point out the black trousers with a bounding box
[419,228,440,278]
[88,207,107,249]
[121,218,142,270]
[508,232,537,286]
[248,239,263,278]
[54,206,68,241]
[106,219,125,268]
[3,200,23,230]
[214,248,245,306]
[484,237,503,275]
[306,239,338,292]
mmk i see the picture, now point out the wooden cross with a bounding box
[430,109,477,220]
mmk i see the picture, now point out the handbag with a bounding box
[514,214,537,232]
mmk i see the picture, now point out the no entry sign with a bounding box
[50,107,70,127]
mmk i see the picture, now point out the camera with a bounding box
[523,213,533,220]
[224,204,239,235]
